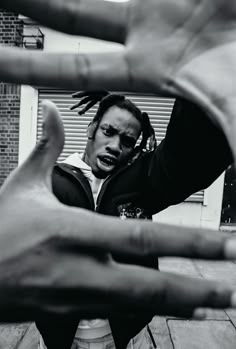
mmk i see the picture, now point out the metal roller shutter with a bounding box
[37,89,204,203]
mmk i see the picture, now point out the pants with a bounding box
[39,325,156,349]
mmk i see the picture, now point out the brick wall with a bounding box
[0,10,22,186]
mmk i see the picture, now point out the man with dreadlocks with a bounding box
[37,90,159,349]
[36,91,232,349]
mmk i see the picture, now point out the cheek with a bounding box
[120,148,134,161]
[94,133,107,148]
[89,139,106,162]
[87,143,98,165]
[89,152,97,165]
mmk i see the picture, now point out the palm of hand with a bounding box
[0,101,234,321]
[0,102,116,319]
[124,0,236,156]
[2,0,236,157]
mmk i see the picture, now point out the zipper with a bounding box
[95,164,130,212]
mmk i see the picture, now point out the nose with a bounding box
[106,136,122,156]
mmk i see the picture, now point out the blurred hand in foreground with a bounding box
[1,0,236,158]
[0,101,236,322]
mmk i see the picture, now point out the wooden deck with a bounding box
[0,258,236,349]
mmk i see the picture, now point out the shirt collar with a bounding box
[61,152,91,171]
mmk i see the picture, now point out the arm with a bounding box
[146,98,233,211]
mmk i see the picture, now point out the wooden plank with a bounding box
[159,258,201,277]
[17,323,40,349]
[201,309,228,320]
[192,261,236,286]
[225,309,236,328]
[149,317,174,349]
[0,323,28,349]
[168,320,236,349]
[166,310,228,321]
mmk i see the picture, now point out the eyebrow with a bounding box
[101,123,137,139]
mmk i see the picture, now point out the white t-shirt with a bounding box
[62,153,112,340]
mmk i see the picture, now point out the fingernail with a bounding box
[192,308,207,320]
[224,238,236,259]
[230,292,236,307]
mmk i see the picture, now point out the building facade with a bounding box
[0,10,22,186]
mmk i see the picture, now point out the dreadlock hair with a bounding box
[70,90,157,158]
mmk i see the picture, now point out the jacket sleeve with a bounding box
[145,98,233,213]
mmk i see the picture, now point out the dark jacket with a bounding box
[36,98,232,349]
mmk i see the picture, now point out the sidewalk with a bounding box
[149,258,236,349]
[0,258,236,349]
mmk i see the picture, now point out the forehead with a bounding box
[100,106,141,136]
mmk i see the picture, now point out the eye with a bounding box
[122,136,136,148]
[101,125,116,137]
[103,128,114,136]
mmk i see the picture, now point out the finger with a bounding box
[54,208,236,261]
[2,251,235,320]
[3,0,128,43]
[0,47,132,91]
[1,100,64,192]
[104,263,236,318]
[26,100,64,175]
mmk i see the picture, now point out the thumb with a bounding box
[30,100,65,172]
[1,100,64,192]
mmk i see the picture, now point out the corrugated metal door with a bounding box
[37,89,204,203]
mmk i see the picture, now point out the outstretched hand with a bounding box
[1,0,236,159]
[0,101,236,322]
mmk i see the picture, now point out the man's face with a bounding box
[84,106,141,178]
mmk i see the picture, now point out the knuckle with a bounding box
[188,232,223,259]
[188,232,208,258]
[205,286,231,308]
[130,224,151,257]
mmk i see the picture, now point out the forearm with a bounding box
[148,98,233,208]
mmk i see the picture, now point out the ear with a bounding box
[87,121,98,139]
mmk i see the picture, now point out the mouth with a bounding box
[97,154,118,172]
